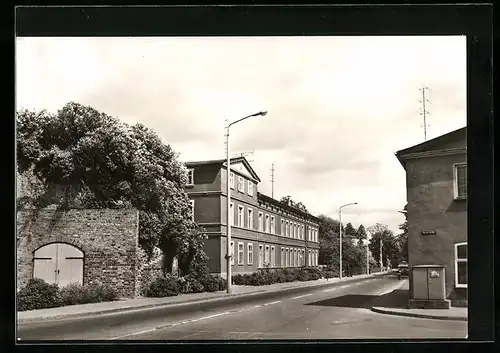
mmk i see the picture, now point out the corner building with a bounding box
[184,157,320,277]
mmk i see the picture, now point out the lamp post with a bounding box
[225,111,267,294]
[366,241,369,275]
[339,202,357,279]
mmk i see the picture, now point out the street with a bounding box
[18,274,467,341]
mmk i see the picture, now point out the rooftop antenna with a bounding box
[232,149,254,163]
[271,163,275,198]
[419,85,432,141]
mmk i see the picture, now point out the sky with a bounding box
[16,36,466,235]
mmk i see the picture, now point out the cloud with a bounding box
[15,36,466,233]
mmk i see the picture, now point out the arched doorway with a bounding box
[33,243,84,287]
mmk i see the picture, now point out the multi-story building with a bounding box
[395,127,467,307]
[184,157,320,276]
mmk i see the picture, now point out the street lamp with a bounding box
[339,202,357,280]
[225,111,267,294]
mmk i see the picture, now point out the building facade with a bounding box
[184,157,320,276]
[396,127,467,306]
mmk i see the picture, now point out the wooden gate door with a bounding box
[57,243,84,287]
[33,243,58,285]
[33,243,84,287]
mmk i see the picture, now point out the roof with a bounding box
[257,192,320,223]
[395,127,466,168]
[185,156,261,182]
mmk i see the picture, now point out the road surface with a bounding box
[18,274,467,340]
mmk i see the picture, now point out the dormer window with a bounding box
[230,172,235,189]
[237,176,244,193]
[247,180,253,196]
[186,168,194,186]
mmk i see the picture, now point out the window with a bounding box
[230,241,235,265]
[187,168,194,185]
[258,245,264,267]
[238,205,244,227]
[454,242,467,288]
[285,248,289,266]
[265,214,270,233]
[247,208,253,229]
[265,245,270,265]
[271,246,275,267]
[258,212,264,231]
[237,176,244,192]
[229,202,234,226]
[189,199,195,221]
[308,250,312,266]
[281,247,285,267]
[454,163,467,199]
[299,249,303,266]
[308,227,311,241]
[286,221,289,236]
[230,172,235,189]
[271,216,275,234]
[247,243,254,265]
[238,242,244,265]
[247,180,253,196]
[281,219,285,236]
[301,225,305,239]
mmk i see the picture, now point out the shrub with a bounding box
[200,275,221,292]
[59,283,118,305]
[143,274,180,297]
[178,274,205,294]
[217,276,227,291]
[296,269,310,281]
[232,274,245,285]
[17,278,61,311]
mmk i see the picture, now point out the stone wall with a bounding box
[17,207,140,298]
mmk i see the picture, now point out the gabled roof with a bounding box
[395,127,466,168]
[185,156,261,182]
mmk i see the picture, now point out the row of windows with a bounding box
[229,241,319,268]
[230,172,254,196]
[229,203,318,242]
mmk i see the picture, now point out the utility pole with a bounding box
[419,85,431,141]
[271,163,275,198]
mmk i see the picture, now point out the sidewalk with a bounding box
[370,281,468,321]
[18,271,386,323]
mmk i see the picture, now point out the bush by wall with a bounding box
[17,279,118,311]
[17,278,61,311]
[142,274,180,297]
[59,283,118,305]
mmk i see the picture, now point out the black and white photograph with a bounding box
[15,31,471,340]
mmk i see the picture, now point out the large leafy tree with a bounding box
[279,195,308,213]
[17,102,208,276]
[367,223,400,268]
[318,215,366,273]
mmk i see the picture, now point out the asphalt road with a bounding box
[17,274,467,341]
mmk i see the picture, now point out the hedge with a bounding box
[17,279,119,311]
[142,274,228,298]
[232,267,336,286]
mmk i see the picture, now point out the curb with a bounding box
[370,306,468,321]
[18,272,389,324]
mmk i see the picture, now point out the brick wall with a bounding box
[17,207,140,298]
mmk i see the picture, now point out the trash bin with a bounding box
[411,265,446,300]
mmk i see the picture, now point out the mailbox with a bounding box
[411,265,446,300]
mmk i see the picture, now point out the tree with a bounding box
[344,222,357,240]
[396,203,408,263]
[367,223,399,268]
[355,224,368,246]
[279,195,308,213]
[318,215,366,274]
[17,102,209,277]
